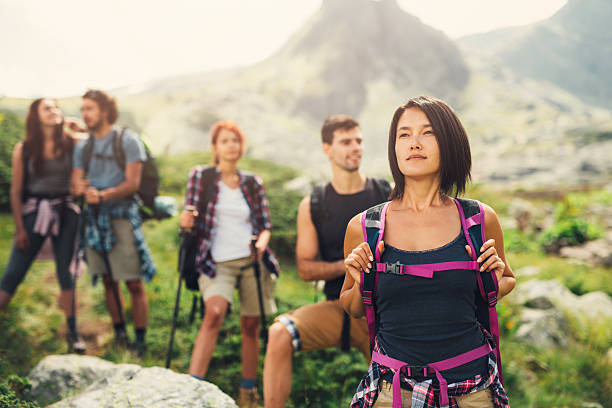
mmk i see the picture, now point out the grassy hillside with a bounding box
[1,150,611,406]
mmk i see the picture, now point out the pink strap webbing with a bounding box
[376,261,479,278]
[475,200,503,383]
[360,211,376,349]
[452,198,477,262]
[372,342,492,408]
[375,202,391,263]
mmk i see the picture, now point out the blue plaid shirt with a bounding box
[80,201,156,283]
[184,165,279,278]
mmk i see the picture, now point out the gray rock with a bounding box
[27,355,123,405]
[560,239,612,268]
[508,199,537,232]
[580,402,604,408]
[515,265,541,278]
[513,279,577,309]
[515,308,570,348]
[575,291,612,319]
[51,366,237,408]
[512,280,612,349]
[28,355,236,408]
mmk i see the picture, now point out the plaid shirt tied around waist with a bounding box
[80,200,156,284]
[184,165,279,278]
[351,338,509,408]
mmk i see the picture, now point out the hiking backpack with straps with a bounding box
[360,198,502,407]
[82,126,160,220]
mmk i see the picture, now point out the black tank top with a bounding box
[311,178,388,300]
[377,233,489,384]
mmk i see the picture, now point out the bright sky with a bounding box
[0,0,567,98]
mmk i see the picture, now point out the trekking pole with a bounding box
[70,196,85,325]
[165,229,192,368]
[249,238,268,346]
[92,204,125,328]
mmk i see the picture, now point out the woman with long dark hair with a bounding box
[0,98,86,353]
[180,120,278,407]
[341,96,515,407]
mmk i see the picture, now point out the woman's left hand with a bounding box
[465,239,505,282]
[254,240,265,261]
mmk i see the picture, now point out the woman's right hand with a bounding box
[180,209,198,230]
[16,228,29,251]
[344,241,384,285]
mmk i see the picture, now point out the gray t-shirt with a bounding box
[73,127,146,203]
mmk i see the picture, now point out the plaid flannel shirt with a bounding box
[80,201,156,284]
[351,338,509,408]
[184,165,279,278]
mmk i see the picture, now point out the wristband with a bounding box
[98,191,103,203]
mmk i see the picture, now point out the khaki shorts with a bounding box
[198,256,277,317]
[373,381,493,407]
[275,300,370,359]
[86,219,141,282]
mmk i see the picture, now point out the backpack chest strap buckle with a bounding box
[387,261,403,275]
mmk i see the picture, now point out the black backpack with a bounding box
[82,126,160,220]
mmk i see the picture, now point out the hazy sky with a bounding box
[0,0,567,98]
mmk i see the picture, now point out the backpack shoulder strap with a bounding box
[359,201,390,354]
[197,165,217,213]
[371,178,392,202]
[82,135,95,175]
[454,197,503,383]
[21,142,31,195]
[309,183,326,228]
[112,126,127,170]
[240,170,258,200]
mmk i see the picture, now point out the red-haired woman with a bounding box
[180,120,278,407]
[0,98,86,353]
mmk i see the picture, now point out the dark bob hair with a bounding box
[388,96,471,200]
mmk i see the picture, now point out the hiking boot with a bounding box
[129,339,147,358]
[67,332,86,354]
[238,388,261,408]
[114,330,130,348]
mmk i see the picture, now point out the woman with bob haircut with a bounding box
[180,120,278,407]
[0,98,86,353]
[341,96,515,407]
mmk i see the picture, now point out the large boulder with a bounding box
[511,280,612,348]
[513,279,577,310]
[514,308,569,348]
[559,231,612,268]
[27,355,236,408]
[514,279,612,319]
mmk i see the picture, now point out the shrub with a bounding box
[0,111,24,211]
[0,375,39,408]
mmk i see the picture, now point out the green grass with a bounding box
[1,182,611,407]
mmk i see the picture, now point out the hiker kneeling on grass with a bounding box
[70,89,156,357]
[180,120,278,408]
[341,96,516,407]
[0,98,85,353]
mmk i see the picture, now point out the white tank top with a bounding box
[210,181,252,263]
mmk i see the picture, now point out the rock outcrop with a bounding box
[27,355,236,408]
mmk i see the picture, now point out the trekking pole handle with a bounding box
[181,205,198,234]
[250,237,258,260]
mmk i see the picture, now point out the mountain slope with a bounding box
[461,0,612,108]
